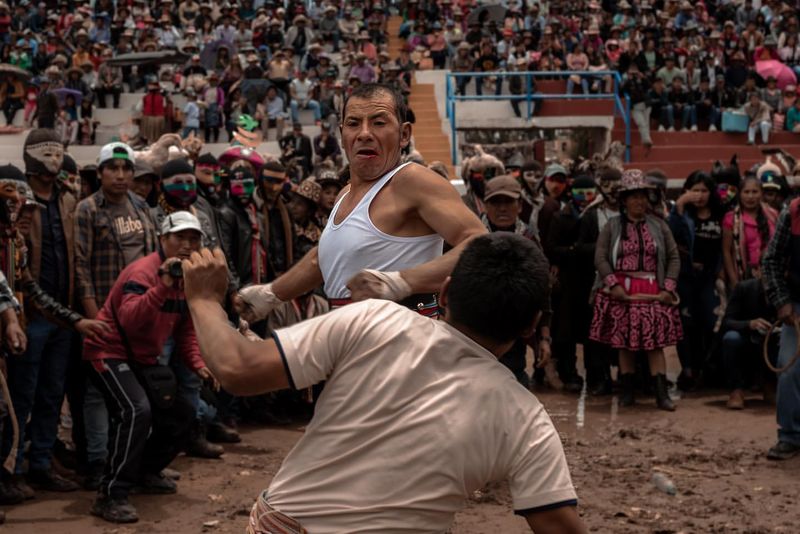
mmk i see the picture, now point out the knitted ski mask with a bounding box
[195,152,222,199]
[0,164,26,231]
[228,164,256,205]
[569,175,598,210]
[24,128,64,177]
[160,158,197,209]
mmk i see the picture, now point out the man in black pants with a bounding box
[83,212,216,523]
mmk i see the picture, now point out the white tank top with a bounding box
[318,162,444,299]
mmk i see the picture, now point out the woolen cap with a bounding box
[161,158,195,180]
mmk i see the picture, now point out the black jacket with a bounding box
[279,133,313,174]
[722,278,776,333]
[668,87,693,106]
[545,204,585,342]
[218,199,257,290]
[623,76,650,106]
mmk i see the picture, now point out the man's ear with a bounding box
[438,276,451,311]
[519,311,542,339]
[400,121,412,149]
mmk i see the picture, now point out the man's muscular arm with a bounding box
[271,246,324,301]
[349,165,487,299]
[235,246,324,322]
[400,168,487,292]
[185,249,290,396]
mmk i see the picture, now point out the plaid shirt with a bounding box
[762,207,792,309]
[0,270,19,314]
[74,190,158,308]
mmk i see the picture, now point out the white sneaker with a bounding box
[709,125,717,132]
[681,127,688,132]
[691,125,698,132]
[658,125,666,132]
[668,127,675,132]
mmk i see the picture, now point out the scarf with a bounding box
[246,203,267,284]
[731,203,777,279]
[480,213,530,237]
[731,205,748,280]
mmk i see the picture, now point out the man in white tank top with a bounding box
[235,83,487,321]
[183,235,586,534]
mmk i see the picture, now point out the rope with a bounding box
[0,369,19,474]
[763,319,800,373]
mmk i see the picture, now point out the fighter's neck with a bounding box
[442,317,514,359]
[349,161,404,191]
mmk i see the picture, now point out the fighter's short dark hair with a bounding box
[447,233,550,343]
[343,83,409,124]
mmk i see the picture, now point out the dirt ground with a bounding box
[3,386,799,534]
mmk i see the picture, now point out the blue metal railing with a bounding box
[444,70,632,166]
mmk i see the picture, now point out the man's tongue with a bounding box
[358,148,378,158]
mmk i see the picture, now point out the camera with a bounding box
[168,261,183,278]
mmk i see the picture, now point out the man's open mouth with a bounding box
[356,148,378,157]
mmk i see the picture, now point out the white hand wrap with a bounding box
[238,283,284,322]
[361,270,413,302]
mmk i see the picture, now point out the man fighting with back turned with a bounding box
[183,234,587,534]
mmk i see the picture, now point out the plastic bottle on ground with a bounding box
[652,472,677,495]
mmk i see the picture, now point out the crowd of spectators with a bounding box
[1,0,800,526]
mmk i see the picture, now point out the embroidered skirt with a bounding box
[589,273,683,351]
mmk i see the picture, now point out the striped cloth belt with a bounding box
[246,491,307,534]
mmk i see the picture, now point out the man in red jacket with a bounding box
[83,211,215,524]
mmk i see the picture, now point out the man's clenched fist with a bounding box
[183,248,229,304]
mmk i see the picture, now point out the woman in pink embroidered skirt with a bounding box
[590,169,683,411]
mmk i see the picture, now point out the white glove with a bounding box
[236,283,285,323]
[351,270,413,302]
[237,318,264,342]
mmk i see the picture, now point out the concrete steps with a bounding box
[387,16,405,59]
[612,115,800,179]
[0,140,287,171]
[0,92,322,147]
[628,143,800,162]
[538,98,615,118]
[409,75,454,176]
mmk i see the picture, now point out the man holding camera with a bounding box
[83,211,216,524]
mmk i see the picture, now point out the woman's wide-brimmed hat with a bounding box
[618,169,653,194]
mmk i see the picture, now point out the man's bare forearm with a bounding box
[187,298,288,395]
[271,246,325,301]
[187,299,243,381]
[400,232,484,293]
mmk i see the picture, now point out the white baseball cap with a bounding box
[98,142,136,168]
[160,211,205,237]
